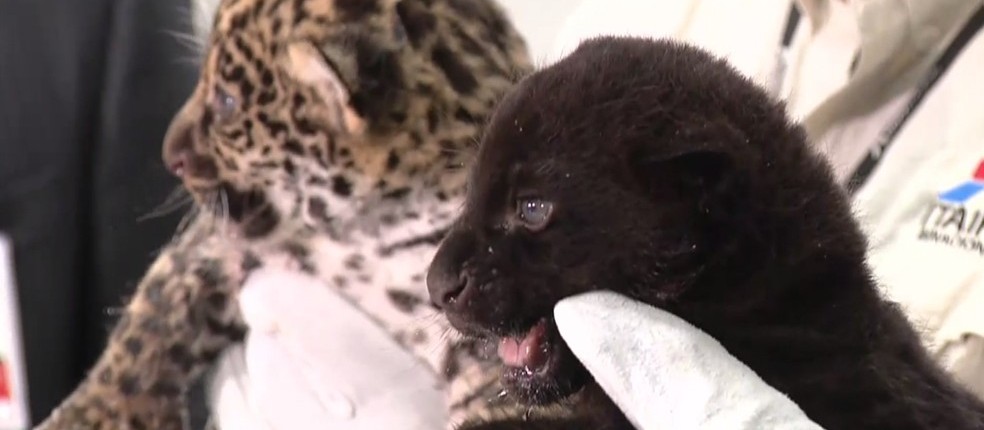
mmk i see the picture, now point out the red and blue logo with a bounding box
[938,161,984,204]
[919,160,984,256]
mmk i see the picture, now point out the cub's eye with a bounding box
[516,197,554,231]
[212,86,238,121]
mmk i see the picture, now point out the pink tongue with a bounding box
[497,321,548,369]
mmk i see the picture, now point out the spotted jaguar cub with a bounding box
[35,0,531,428]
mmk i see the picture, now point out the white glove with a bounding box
[554,291,824,430]
[208,267,448,430]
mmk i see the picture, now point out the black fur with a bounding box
[428,36,984,429]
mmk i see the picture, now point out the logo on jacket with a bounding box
[918,160,984,255]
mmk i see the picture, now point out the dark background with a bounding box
[0,0,208,425]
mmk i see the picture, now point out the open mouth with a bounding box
[494,318,582,404]
[498,319,554,372]
[440,308,590,406]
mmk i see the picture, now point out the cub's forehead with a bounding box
[475,57,610,168]
[212,0,296,35]
[212,0,393,37]
[204,0,396,79]
[207,0,291,63]
[475,85,541,171]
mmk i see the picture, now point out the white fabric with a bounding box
[798,0,982,178]
[494,0,585,66]
[548,0,795,89]
[208,267,447,430]
[555,291,823,430]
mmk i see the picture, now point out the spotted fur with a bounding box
[34,0,531,428]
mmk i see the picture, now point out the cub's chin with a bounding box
[488,318,592,406]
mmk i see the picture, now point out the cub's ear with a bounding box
[282,42,366,136]
[629,118,749,205]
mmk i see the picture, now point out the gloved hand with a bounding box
[207,267,448,430]
[554,291,825,430]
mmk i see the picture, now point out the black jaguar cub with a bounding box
[430,36,984,429]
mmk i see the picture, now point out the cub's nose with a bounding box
[427,230,475,310]
[162,116,195,178]
[161,115,218,181]
[427,267,468,310]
